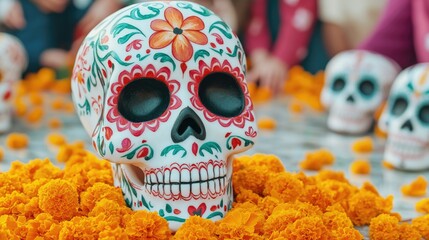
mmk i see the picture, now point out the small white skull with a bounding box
[71,1,257,231]
[0,33,27,132]
[379,63,429,170]
[321,50,400,134]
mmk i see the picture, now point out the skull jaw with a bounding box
[384,133,429,170]
[112,162,233,231]
[326,112,373,134]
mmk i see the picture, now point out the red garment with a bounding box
[245,0,317,67]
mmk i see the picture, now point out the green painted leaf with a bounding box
[209,21,232,39]
[220,199,224,207]
[108,142,114,155]
[159,209,165,217]
[145,146,154,161]
[141,195,150,209]
[118,32,139,44]
[194,49,210,61]
[154,53,176,70]
[207,211,224,219]
[125,198,132,208]
[177,3,212,16]
[166,204,172,213]
[161,145,187,158]
[226,45,239,57]
[199,142,222,157]
[164,216,186,222]
[131,185,137,197]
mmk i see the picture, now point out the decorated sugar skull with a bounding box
[379,63,429,170]
[321,50,400,134]
[0,33,27,132]
[71,1,257,230]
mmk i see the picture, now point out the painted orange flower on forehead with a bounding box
[149,7,208,62]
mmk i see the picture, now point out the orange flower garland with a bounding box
[0,150,428,239]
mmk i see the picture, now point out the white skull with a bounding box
[379,63,429,170]
[0,33,27,132]
[71,1,257,231]
[321,50,400,134]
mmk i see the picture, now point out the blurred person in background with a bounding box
[244,0,318,95]
[319,0,387,57]
[0,0,124,74]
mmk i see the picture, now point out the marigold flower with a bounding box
[361,181,379,195]
[351,136,373,153]
[80,182,125,214]
[369,214,400,240]
[26,107,44,123]
[257,196,281,219]
[263,172,304,202]
[412,214,429,239]
[251,86,273,103]
[233,165,273,195]
[38,179,78,221]
[346,190,393,225]
[48,118,62,129]
[398,223,422,240]
[315,170,349,183]
[89,199,132,231]
[0,173,23,196]
[289,100,303,113]
[6,133,29,150]
[299,185,334,211]
[235,189,261,204]
[51,98,65,110]
[98,227,128,240]
[46,133,67,147]
[257,117,276,130]
[303,149,335,169]
[14,98,27,117]
[123,211,171,240]
[0,147,4,162]
[317,180,357,203]
[216,202,264,239]
[323,210,353,231]
[0,191,29,216]
[28,92,44,106]
[174,216,217,240]
[283,216,329,240]
[416,198,429,213]
[263,202,322,236]
[350,159,371,174]
[26,213,57,239]
[26,159,63,180]
[401,176,427,197]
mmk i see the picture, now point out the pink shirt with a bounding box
[359,0,429,69]
[245,0,317,67]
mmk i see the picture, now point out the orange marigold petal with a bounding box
[150,19,173,31]
[182,30,208,45]
[172,35,193,62]
[164,7,183,28]
[149,31,176,49]
[181,16,205,31]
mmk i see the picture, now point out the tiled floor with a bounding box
[1,95,428,239]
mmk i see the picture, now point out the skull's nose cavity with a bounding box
[172,107,206,143]
[400,119,414,132]
[346,94,355,103]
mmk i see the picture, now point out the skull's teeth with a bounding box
[143,160,227,200]
[386,135,426,159]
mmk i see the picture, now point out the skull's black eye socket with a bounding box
[418,104,429,125]
[331,76,346,92]
[358,78,377,98]
[390,96,408,117]
[198,72,245,118]
[118,78,170,122]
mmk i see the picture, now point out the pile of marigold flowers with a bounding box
[1,150,429,239]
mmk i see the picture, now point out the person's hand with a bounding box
[248,54,288,95]
[3,1,26,29]
[31,0,69,13]
[77,0,123,37]
[40,49,69,69]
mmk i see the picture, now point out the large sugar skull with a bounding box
[321,50,400,134]
[0,33,27,132]
[379,63,429,170]
[71,1,257,230]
